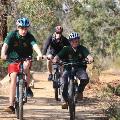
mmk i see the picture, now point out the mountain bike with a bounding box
[9,57,32,120]
[63,60,88,120]
[44,56,62,101]
[52,62,62,101]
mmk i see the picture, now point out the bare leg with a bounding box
[9,72,17,106]
[23,60,31,86]
[47,59,52,74]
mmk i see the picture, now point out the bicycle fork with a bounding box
[15,74,27,120]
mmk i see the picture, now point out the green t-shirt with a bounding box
[4,30,36,61]
[57,45,90,68]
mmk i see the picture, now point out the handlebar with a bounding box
[6,56,33,63]
[42,56,93,66]
[63,60,90,66]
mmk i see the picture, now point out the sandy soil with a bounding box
[0,71,117,120]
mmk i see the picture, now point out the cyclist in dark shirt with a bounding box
[1,17,42,113]
[42,25,70,81]
[53,32,93,109]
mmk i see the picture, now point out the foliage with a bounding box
[4,0,120,71]
[103,82,120,119]
[105,103,120,120]
[7,0,59,44]
[107,84,120,96]
[69,0,120,62]
[0,59,8,78]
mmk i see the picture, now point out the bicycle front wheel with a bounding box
[15,81,19,119]
[19,79,24,120]
[68,79,75,120]
[69,99,75,120]
[15,101,19,119]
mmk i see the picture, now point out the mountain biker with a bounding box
[53,32,93,109]
[1,17,42,113]
[42,25,70,81]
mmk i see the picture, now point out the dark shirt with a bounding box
[4,30,36,60]
[57,45,90,69]
[42,34,70,55]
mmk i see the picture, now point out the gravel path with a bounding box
[0,72,108,120]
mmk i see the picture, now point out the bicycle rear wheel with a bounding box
[19,79,24,120]
[54,87,58,101]
[68,79,75,120]
[53,73,59,101]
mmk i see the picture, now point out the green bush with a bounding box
[105,103,120,120]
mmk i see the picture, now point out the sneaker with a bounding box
[48,74,53,81]
[61,102,68,109]
[4,106,15,114]
[27,87,33,97]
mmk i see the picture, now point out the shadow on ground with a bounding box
[0,96,108,120]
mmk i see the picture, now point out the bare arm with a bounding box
[33,44,42,60]
[42,36,52,55]
[1,43,8,60]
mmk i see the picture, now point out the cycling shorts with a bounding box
[8,62,20,74]
[8,62,32,74]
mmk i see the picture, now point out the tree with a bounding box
[0,0,8,41]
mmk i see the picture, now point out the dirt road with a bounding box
[0,72,109,120]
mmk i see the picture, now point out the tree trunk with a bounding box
[1,0,8,41]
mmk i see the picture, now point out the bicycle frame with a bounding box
[16,60,27,103]
[52,62,62,101]
[63,60,89,120]
[13,57,31,120]
[68,65,76,120]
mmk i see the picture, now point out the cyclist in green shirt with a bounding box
[53,32,93,109]
[1,17,42,113]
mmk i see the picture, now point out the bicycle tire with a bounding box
[74,80,78,103]
[68,79,75,120]
[53,73,59,101]
[15,101,19,119]
[19,79,24,120]
[15,81,19,119]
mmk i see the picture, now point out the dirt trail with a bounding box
[0,72,110,120]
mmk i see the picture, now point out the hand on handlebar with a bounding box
[52,58,57,63]
[52,56,60,63]
[86,55,94,64]
[42,55,53,60]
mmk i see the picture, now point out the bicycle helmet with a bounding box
[68,32,80,41]
[55,25,63,34]
[16,17,30,27]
